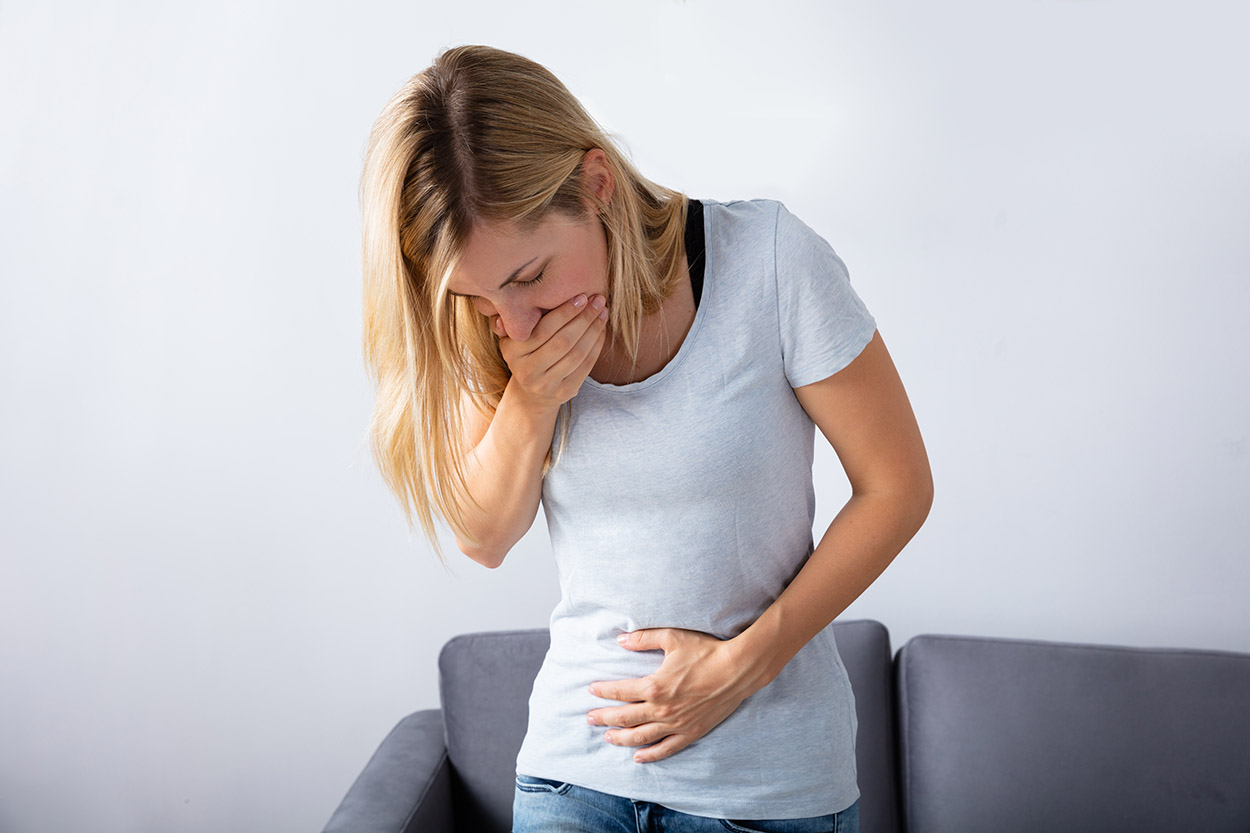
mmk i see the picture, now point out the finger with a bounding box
[588,705,644,728]
[605,723,658,747]
[565,324,607,385]
[632,734,687,764]
[546,309,607,382]
[589,677,650,703]
[588,680,630,701]
[523,299,605,375]
[518,293,591,351]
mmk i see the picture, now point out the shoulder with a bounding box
[699,198,788,258]
[701,198,826,247]
[700,197,785,228]
[702,198,839,274]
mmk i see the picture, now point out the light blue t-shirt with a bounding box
[514,198,878,819]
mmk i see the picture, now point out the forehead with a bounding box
[446,212,581,296]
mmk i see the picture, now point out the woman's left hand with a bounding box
[586,628,771,763]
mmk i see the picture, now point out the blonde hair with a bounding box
[359,45,689,563]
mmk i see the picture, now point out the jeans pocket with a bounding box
[515,773,574,795]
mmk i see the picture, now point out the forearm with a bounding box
[732,486,932,692]
[455,381,559,567]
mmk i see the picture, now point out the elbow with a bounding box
[451,505,537,569]
[867,468,933,534]
[910,468,935,531]
[455,535,509,570]
[917,464,934,510]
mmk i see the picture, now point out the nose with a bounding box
[474,297,540,341]
[499,307,541,341]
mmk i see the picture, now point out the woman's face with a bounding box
[446,207,609,342]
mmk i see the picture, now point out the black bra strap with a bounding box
[684,198,706,310]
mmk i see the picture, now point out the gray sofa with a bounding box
[321,620,1250,833]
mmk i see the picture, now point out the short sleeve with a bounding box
[774,202,877,388]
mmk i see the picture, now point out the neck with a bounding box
[590,257,694,386]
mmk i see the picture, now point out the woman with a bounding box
[360,44,932,833]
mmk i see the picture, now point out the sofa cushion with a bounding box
[896,633,1250,833]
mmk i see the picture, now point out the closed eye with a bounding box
[448,269,544,301]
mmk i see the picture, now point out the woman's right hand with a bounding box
[494,293,609,411]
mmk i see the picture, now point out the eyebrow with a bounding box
[447,256,539,297]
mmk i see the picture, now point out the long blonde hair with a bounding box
[359,45,688,563]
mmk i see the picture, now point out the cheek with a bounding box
[533,290,563,314]
[540,271,592,307]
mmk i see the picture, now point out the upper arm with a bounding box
[794,329,933,505]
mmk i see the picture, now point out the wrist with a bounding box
[729,613,791,697]
[502,378,563,424]
[499,379,562,434]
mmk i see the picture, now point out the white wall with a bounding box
[2,1,1247,831]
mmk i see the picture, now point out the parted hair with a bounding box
[359,44,689,563]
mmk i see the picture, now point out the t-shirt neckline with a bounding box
[583,197,709,394]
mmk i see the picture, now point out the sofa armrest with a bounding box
[322,708,454,833]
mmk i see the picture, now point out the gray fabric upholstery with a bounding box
[833,619,901,833]
[322,708,453,833]
[439,629,550,833]
[896,634,1250,833]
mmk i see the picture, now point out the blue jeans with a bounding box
[513,774,860,833]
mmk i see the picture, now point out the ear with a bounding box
[580,148,615,210]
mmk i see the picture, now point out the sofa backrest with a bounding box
[895,634,1250,833]
[437,619,900,833]
[829,619,901,833]
[439,629,546,833]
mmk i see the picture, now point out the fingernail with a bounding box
[586,714,596,725]
[591,295,606,311]
[573,294,587,308]
[599,308,609,321]
[616,633,627,643]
